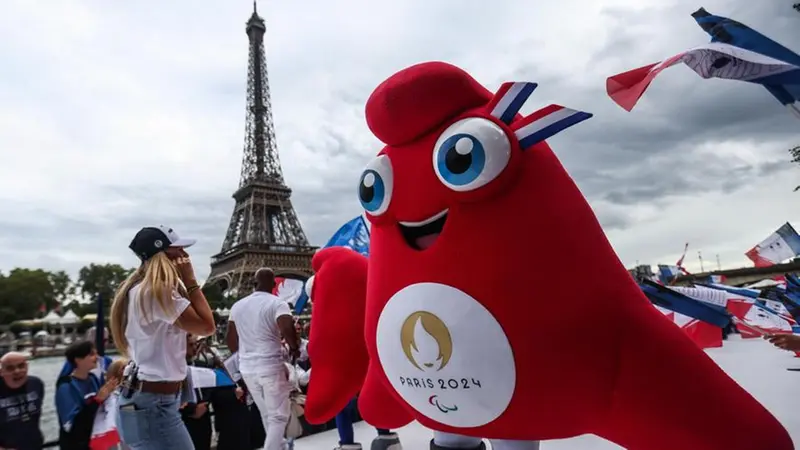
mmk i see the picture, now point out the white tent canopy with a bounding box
[60,310,80,324]
[42,311,62,325]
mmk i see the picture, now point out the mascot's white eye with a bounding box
[358,155,394,216]
[432,118,511,192]
[304,275,315,298]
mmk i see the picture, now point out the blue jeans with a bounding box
[336,397,390,445]
[116,391,194,450]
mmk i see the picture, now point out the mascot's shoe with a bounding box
[371,432,402,450]
[430,440,486,450]
[335,445,363,450]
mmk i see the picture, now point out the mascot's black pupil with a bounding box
[360,180,374,203]
[445,142,472,175]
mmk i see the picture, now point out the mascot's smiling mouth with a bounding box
[398,209,448,251]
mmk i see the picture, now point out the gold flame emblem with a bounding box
[400,311,453,372]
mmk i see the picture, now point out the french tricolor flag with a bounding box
[90,394,121,450]
[188,366,236,389]
[607,42,800,121]
[654,305,722,349]
[745,223,800,267]
[735,302,793,338]
[708,274,726,284]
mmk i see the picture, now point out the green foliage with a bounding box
[0,263,136,325]
[77,263,134,308]
[49,270,73,303]
[201,283,242,309]
[790,145,800,164]
[0,269,56,321]
[0,263,243,326]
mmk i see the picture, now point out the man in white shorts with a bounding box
[227,268,300,450]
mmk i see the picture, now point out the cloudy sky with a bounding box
[0,0,798,281]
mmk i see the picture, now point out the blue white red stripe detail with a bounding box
[513,104,593,149]
[488,82,538,124]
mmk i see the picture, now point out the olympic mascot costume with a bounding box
[303,61,793,450]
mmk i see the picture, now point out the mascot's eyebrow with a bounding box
[487,82,538,124]
[486,81,593,151]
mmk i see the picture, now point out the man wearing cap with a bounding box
[110,225,216,450]
[227,268,300,450]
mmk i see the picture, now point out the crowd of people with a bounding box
[2,225,800,449]
[0,225,402,450]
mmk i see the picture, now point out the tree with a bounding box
[0,306,17,325]
[49,270,73,304]
[63,301,96,318]
[202,283,227,310]
[77,263,134,308]
[0,268,56,322]
[790,145,800,191]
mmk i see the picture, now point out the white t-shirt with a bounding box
[229,291,291,375]
[125,283,191,382]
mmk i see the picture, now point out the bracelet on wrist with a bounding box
[187,285,201,295]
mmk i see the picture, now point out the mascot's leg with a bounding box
[489,440,540,450]
[431,432,485,449]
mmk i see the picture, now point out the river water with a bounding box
[28,355,121,443]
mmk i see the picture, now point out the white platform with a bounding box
[291,336,799,449]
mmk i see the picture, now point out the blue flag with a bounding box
[293,215,371,314]
[324,215,371,256]
[776,274,800,323]
[692,7,800,118]
[785,273,800,291]
[640,280,731,328]
[695,282,760,299]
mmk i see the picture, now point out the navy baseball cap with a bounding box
[129,225,196,261]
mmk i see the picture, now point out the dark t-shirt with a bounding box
[0,376,45,450]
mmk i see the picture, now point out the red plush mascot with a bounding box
[304,61,793,450]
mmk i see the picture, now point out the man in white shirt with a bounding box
[227,268,300,450]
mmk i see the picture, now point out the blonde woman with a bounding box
[110,226,216,450]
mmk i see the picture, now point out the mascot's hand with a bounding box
[304,246,370,424]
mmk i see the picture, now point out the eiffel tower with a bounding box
[206,3,317,296]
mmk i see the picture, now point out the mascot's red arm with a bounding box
[304,247,371,424]
[359,359,415,429]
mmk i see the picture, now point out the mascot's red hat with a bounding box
[304,61,793,450]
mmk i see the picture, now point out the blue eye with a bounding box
[432,118,511,192]
[358,155,393,216]
[359,170,384,211]
[435,134,485,187]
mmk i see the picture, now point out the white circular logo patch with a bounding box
[376,282,516,428]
